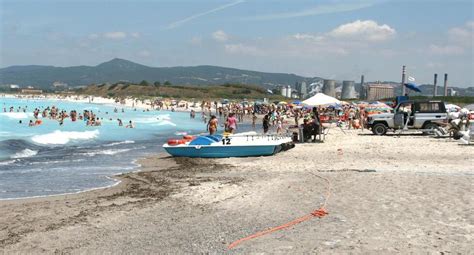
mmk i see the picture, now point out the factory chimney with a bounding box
[433,74,438,97]
[443,73,448,96]
[360,75,365,99]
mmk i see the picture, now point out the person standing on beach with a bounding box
[252,113,257,129]
[226,113,237,133]
[207,115,218,135]
[311,107,321,141]
[276,116,283,134]
[263,114,270,134]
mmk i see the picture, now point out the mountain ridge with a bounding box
[0,58,319,89]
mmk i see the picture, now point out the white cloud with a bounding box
[88,33,99,40]
[329,20,396,41]
[292,33,324,42]
[190,36,203,45]
[424,21,472,57]
[248,2,375,21]
[165,0,245,30]
[103,31,127,40]
[466,20,474,29]
[224,44,261,55]
[212,30,229,42]
[137,50,152,57]
[429,44,464,55]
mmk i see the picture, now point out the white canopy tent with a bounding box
[302,93,340,106]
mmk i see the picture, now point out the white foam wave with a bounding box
[0,112,33,119]
[156,114,171,120]
[104,140,135,147]
[174,131,188,136]
[84,148,131,157]
[11,149,38,159]
[157,120,177,126]
[31,130,99,145]
[0,159,17,166]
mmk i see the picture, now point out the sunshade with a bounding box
[404,83,422,93]
[302,93,340,106]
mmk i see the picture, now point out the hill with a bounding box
[0,58,319,89]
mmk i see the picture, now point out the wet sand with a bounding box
[0,128,473,253]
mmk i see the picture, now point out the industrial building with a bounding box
[295,81,308,99]
[280,85,293,98]
[341,80,356,99]
[322,79,336,97]
[366,83,395,101]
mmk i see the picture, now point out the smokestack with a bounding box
[322,79,336,97]
[443,73,448,96]
[401,65,406,96]
[341,81,356,99]
[433,74,438,97]
[360,75,365,99]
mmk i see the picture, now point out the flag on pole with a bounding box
[408,76,416,82]
[267,89,273,94]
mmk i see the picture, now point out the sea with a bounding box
[0,97,206,200]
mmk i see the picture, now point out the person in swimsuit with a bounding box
[226,113,237,134]
[207,115,218,135]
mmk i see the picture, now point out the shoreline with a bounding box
[2,93,211,113]
[0,94,266,201]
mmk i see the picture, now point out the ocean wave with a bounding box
[31,130,99,145]
[84,148,131,157]
[0,112,33,119]
[10,149,38,159]
[135,114,172,124]
[0,159,17,166]
[104,140,135,147]
[156,114,171,120]
[134,117,159,124]
[156,120,177,126]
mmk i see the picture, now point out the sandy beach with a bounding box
[1,127,473,253]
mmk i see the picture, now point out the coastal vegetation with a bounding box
[75,82,285,100]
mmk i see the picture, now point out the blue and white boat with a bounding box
[163,132,294,158]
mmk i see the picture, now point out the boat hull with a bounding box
[163,144,279,158]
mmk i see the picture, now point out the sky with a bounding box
[0,0,473,87]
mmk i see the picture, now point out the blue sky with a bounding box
[1,0,473,87]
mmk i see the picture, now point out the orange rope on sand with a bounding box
[227,172,332,250]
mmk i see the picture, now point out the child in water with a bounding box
[126,120,135,128]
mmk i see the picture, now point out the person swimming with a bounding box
[126,120,135,128]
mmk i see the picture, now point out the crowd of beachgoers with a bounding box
[192,100,370,141]
[1,94,380,139]
[3,103,138,128]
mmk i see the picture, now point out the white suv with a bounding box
[367,100,448,135]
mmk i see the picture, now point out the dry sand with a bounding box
[0,127,473,254]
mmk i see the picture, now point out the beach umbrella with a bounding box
[404,83,422,93]
[292,100,302,105]
[302,93,340,106]
[278,101,288,105]
[445,104,461,112]
[464,104,474,111]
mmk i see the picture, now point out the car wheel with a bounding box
[423,122,439,135]
[372,123,388,135]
